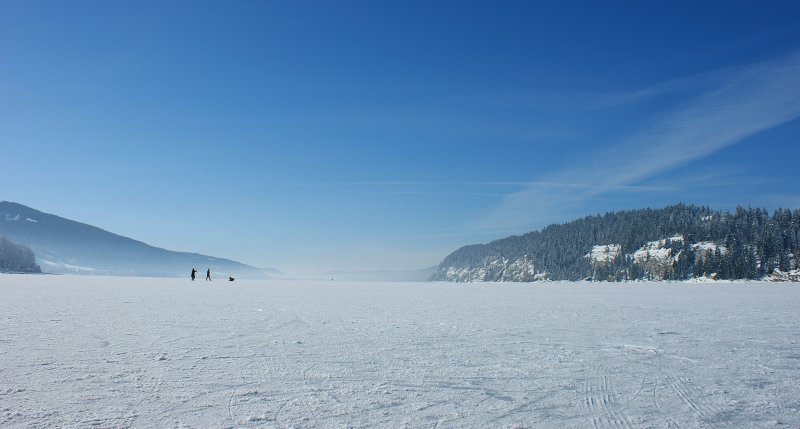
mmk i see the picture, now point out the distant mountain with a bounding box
[325,266,438,282]
[0,201,279,278]
[433,204,800,282]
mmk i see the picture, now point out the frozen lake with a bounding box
[1,275,799,428]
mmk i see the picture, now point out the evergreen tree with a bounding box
[0,237,41,273]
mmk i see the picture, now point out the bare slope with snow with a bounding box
[1,275,799,428]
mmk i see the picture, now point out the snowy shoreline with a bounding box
[1,275,799,427]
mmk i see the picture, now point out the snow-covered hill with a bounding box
[0,201,278,278]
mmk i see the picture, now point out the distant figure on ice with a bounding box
[191,268,197,281]
[229,276,235,282]
[206,268,211,281]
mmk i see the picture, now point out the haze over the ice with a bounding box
[2,1,800,275]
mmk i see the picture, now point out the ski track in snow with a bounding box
[1,275,799,428]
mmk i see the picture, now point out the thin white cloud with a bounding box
[763,194,800,210]
[363,191,503,197]
[238,180,672,191]
[477,50,800,232]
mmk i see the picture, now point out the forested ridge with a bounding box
[434,204,800,281]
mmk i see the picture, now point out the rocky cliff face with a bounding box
[767,269,800,282]
[435,255,548,282]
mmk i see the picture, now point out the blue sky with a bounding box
[2,1,800,275]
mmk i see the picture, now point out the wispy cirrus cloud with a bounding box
[238,180,672,191]
[476,50,800,232]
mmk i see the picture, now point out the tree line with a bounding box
[0,237,41,273]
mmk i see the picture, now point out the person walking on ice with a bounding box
[191,268,197,281]
[206,268,211,281]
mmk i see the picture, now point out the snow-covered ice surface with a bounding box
[1,275,799,428]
